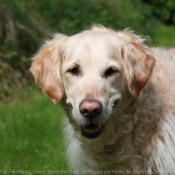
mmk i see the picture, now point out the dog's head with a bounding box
[30,26,155,139]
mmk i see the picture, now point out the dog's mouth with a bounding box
[81,123,105,139]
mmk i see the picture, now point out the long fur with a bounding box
[30,26,175,175]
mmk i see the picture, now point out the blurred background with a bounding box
[0,0,175,174]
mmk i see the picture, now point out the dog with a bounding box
[30,25,175,175]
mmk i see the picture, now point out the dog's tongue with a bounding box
[84,124,99,132]
[81,123,105,139]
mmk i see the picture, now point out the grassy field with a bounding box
[151,24,175,48]
[0,90,72,175]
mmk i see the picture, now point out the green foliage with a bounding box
[142,0,175,24]
[2,0,156,35]
[153,24,175,48]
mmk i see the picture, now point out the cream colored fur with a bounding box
[30,26,175,175]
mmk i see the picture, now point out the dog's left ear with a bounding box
[30,34,67,103]
[120,32,155,99]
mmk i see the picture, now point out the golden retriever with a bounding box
[30,25,175,175]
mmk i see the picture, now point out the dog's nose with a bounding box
[80,100,102,118]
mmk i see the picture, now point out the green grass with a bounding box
[0,90,72,175]
[152,24,175,48]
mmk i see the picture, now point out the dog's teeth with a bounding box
[83,125,101,133]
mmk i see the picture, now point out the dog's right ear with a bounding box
[118,30,155,99]
[30,34,68,103]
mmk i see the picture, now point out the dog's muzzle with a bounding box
[81,123,105,139]
[79,99,105,139]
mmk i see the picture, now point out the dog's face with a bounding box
[61,34,125,139]
[30,26,155,139]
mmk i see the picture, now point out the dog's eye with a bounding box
[68,66,80,75]
[104,67,118,78]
